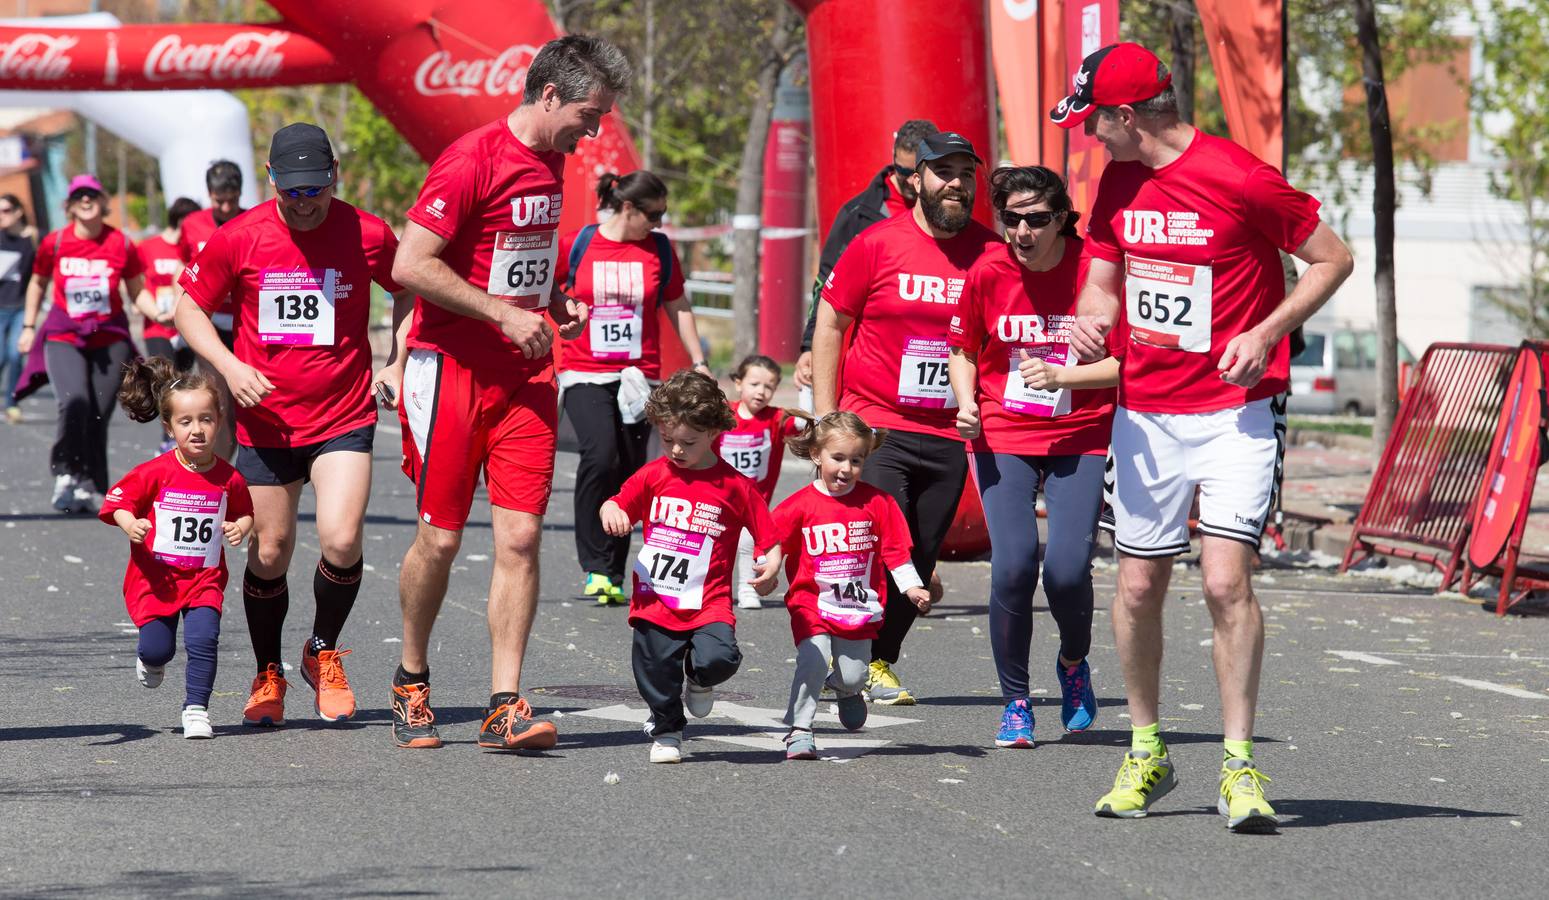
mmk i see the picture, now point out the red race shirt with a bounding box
[1085,131,1322,414]
[716,401,799,502]
[772,482,914,643]
[34,225,141,347]
[609,457,776,632]
[178,207,242,319]
[179,199,400,448]
[405,119,565,375]
[821,212,1000,440]
[883,176,912,218]
[950,237,1113,456]
[99,451,253,626]
[136,235,183,340]
[554,229,686,380]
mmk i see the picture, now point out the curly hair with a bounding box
[645,369,736,433]
[117,355,221,425]
[784,409,887,461]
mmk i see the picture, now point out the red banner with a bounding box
[1039,0,1069,174]
[0,23,346,90]
[1061,0,1119,216]
[1195,0,1284,166]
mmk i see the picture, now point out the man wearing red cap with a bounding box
[1055,43,1353,832]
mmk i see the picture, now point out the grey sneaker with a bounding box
[784,728,817,760]
[684,678,714,718]
[136,658,165,689]
[835,691,868,731]
[181,706,214,740]
[649,731,683,764]
[864,660,915,706]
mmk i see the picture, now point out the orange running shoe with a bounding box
[477,697,558,750]
[243,663,288,726]
[390,683,442,749]
[300,645,357,722]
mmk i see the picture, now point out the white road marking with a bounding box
[1442,677,1549,701]
[1326,650,1401,666]
[574,701,918,761]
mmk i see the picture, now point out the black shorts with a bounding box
[235,424,374,487]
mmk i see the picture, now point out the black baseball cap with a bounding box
[915,132,983,167]
[267,123,336,190]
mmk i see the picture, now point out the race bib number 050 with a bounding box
[1125,254,1212,354]
[257,268,337,345]
[64,274,111,318]
[488,231,556,311]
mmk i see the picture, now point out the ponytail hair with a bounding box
[784,409,887,461]
[118,356,221,425]
[597,170,668,214]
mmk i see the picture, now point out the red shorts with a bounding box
[399,348,558,530]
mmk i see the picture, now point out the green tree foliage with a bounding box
[1472,0,1549,333]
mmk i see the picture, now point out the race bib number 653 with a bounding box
[488,231,556,311]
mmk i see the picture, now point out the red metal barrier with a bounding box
[1340,342,1516,590]
[1461,342,1549,614]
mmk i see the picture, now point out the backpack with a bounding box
[563,224,674,304]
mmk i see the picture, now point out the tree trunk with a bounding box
[1168,0,1196,124]
[732,8,796,362]
[1354,0,1398,459]
[642,0,656,169]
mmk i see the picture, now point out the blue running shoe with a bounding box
[1057,656,1098,732]
[995,698,1035,748]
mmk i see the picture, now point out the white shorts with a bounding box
[1109,398,1282,557]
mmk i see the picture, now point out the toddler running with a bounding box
[772,410,930,760]
[601,370,783,763]
[717,355,800,609]
[101,357,253,738]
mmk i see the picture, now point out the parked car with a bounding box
[1288,326,1415,415]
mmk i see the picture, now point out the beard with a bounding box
[920,183,972,233]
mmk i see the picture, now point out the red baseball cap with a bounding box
[1049,43,1172,129]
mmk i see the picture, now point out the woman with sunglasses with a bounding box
[947,165,1119,749]
[0,193,36,424]
[555,170,711,606]
[17,175,146,513]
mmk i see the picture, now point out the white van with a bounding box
[1288,327,1414,416]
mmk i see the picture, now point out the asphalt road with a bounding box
[2,390,1547,898]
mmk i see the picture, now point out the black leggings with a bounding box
[143,336,196,373]
[44,339,132,494]
[862,429,968,663]
[565,381,652,582]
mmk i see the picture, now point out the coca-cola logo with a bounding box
[144,31,288,83]
[414,44,536,98]
[0,33,77,81]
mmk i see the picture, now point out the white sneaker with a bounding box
[649,731,682,763]
[51,474,76,512]
[136,658,164,689]
[684,679,715,718]
[736,593,762,610]
[181,706,214,739]
[72,484,101,514]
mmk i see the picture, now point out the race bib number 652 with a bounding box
[1125,254,1213,354]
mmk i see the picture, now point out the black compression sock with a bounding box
[242,569,290,673]
[395,665,429,687]
[311,555,363,650]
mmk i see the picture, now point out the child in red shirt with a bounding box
[602,370,783,763]
[718,354,800,609]
[771,411,931,759]
[101,357,253,739]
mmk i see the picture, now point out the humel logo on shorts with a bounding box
[897,274,964,305]
[1121,210,1216,247]
[510,193,563,228]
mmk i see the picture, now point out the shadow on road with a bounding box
[0,723,159,745]
[1276,797,1518,827]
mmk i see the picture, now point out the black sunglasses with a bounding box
[1000,209,1059,230]
[636,205,666,223]
[68,191,104,204]
[891,163,914,179]
[280,186,327,199]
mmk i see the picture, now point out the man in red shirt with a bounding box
[388,34,629,751]
[1056,43,1354,831]
[176,122,409,731]
[179,160,247,459]
[811,131,1002,705]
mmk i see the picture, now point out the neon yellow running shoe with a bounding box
[865,660,915,706]
[583,573,624,606]
[1094,749,1177,818]
[1218,758,1279,832]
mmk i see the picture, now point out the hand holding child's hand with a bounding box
[600,501,633,537]
[125,517,152,544]
[905,585,932,615]
[751,546,783,596]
